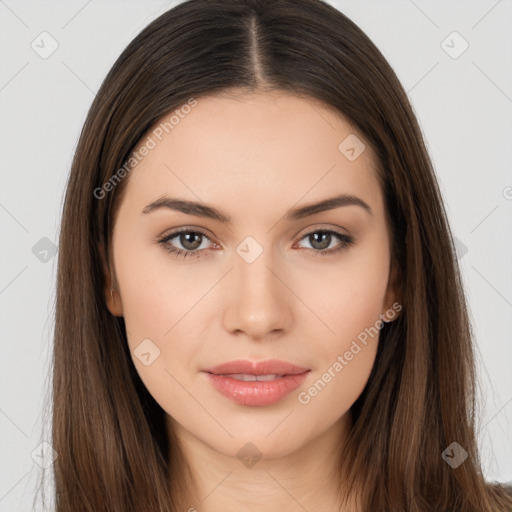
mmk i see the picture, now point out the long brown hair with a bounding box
[44,0,512,510]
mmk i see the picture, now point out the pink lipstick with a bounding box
[203,359,310,406]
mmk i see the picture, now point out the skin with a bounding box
[102,90,400,512]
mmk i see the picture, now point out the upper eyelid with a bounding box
[160,227,215,244]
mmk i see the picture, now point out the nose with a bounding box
[222,247,293,341]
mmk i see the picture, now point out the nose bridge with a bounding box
[223,236,292,338]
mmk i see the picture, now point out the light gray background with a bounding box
[1,0,511,510]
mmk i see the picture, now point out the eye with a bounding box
[157,228,216,259]
[295,230,354,256]
[157,228,354,260]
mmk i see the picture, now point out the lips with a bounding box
[202,359,311,406]
[203,359,309,376]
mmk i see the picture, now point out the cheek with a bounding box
[293,261,386,424]
[115,238,209,345]
[291,240,390,350]
[291,239,389,416]
[112,242,207,400]
[116,264,202,421]
[296,337,378,436]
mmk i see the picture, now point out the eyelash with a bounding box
[157,227,354,260]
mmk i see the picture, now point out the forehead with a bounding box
[120,91,383,222]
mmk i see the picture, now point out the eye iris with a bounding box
[180,232,202,250]
[310,232,331,250]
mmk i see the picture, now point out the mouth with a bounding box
[216,373,290,381]
[202,359,311,406]
[203,358,310,376]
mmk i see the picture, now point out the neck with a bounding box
[167,410,361,512]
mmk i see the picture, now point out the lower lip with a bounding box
[204,371,310,406]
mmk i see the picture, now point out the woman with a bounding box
[46,0,512,510]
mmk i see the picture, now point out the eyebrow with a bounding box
[142,193,373,223]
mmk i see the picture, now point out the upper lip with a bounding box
[203,359,310,376]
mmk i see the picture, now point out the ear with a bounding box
[98,242,124,317]
[381,259,402,323]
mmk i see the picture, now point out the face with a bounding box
[103,90,400,462]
